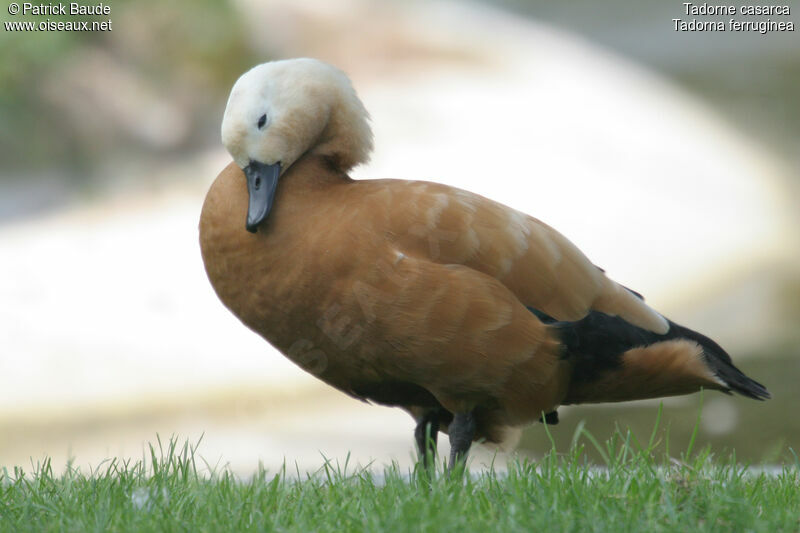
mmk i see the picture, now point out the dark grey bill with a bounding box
[244,160,281,233]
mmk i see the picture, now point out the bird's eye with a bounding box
[257,114,267,129]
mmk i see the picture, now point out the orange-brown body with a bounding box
[199,156,728,445]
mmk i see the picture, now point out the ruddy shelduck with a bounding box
[200,58,769,467]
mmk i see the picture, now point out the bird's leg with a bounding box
[540,410,559,425]
[414,410,440,468]
[448,411,476,470]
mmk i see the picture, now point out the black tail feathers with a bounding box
[529,307,771,401]
[670,322,771,400]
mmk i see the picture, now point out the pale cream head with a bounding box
[221,58,373,173]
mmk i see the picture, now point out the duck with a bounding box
[199,58,770,468]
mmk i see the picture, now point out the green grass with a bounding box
[1,428,798,533]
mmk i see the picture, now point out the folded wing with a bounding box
[377,180,669,334]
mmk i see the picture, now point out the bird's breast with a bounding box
[199,163,390,390]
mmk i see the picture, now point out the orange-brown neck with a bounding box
[281,154,352,190]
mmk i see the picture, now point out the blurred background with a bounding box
[1,0,798,475]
